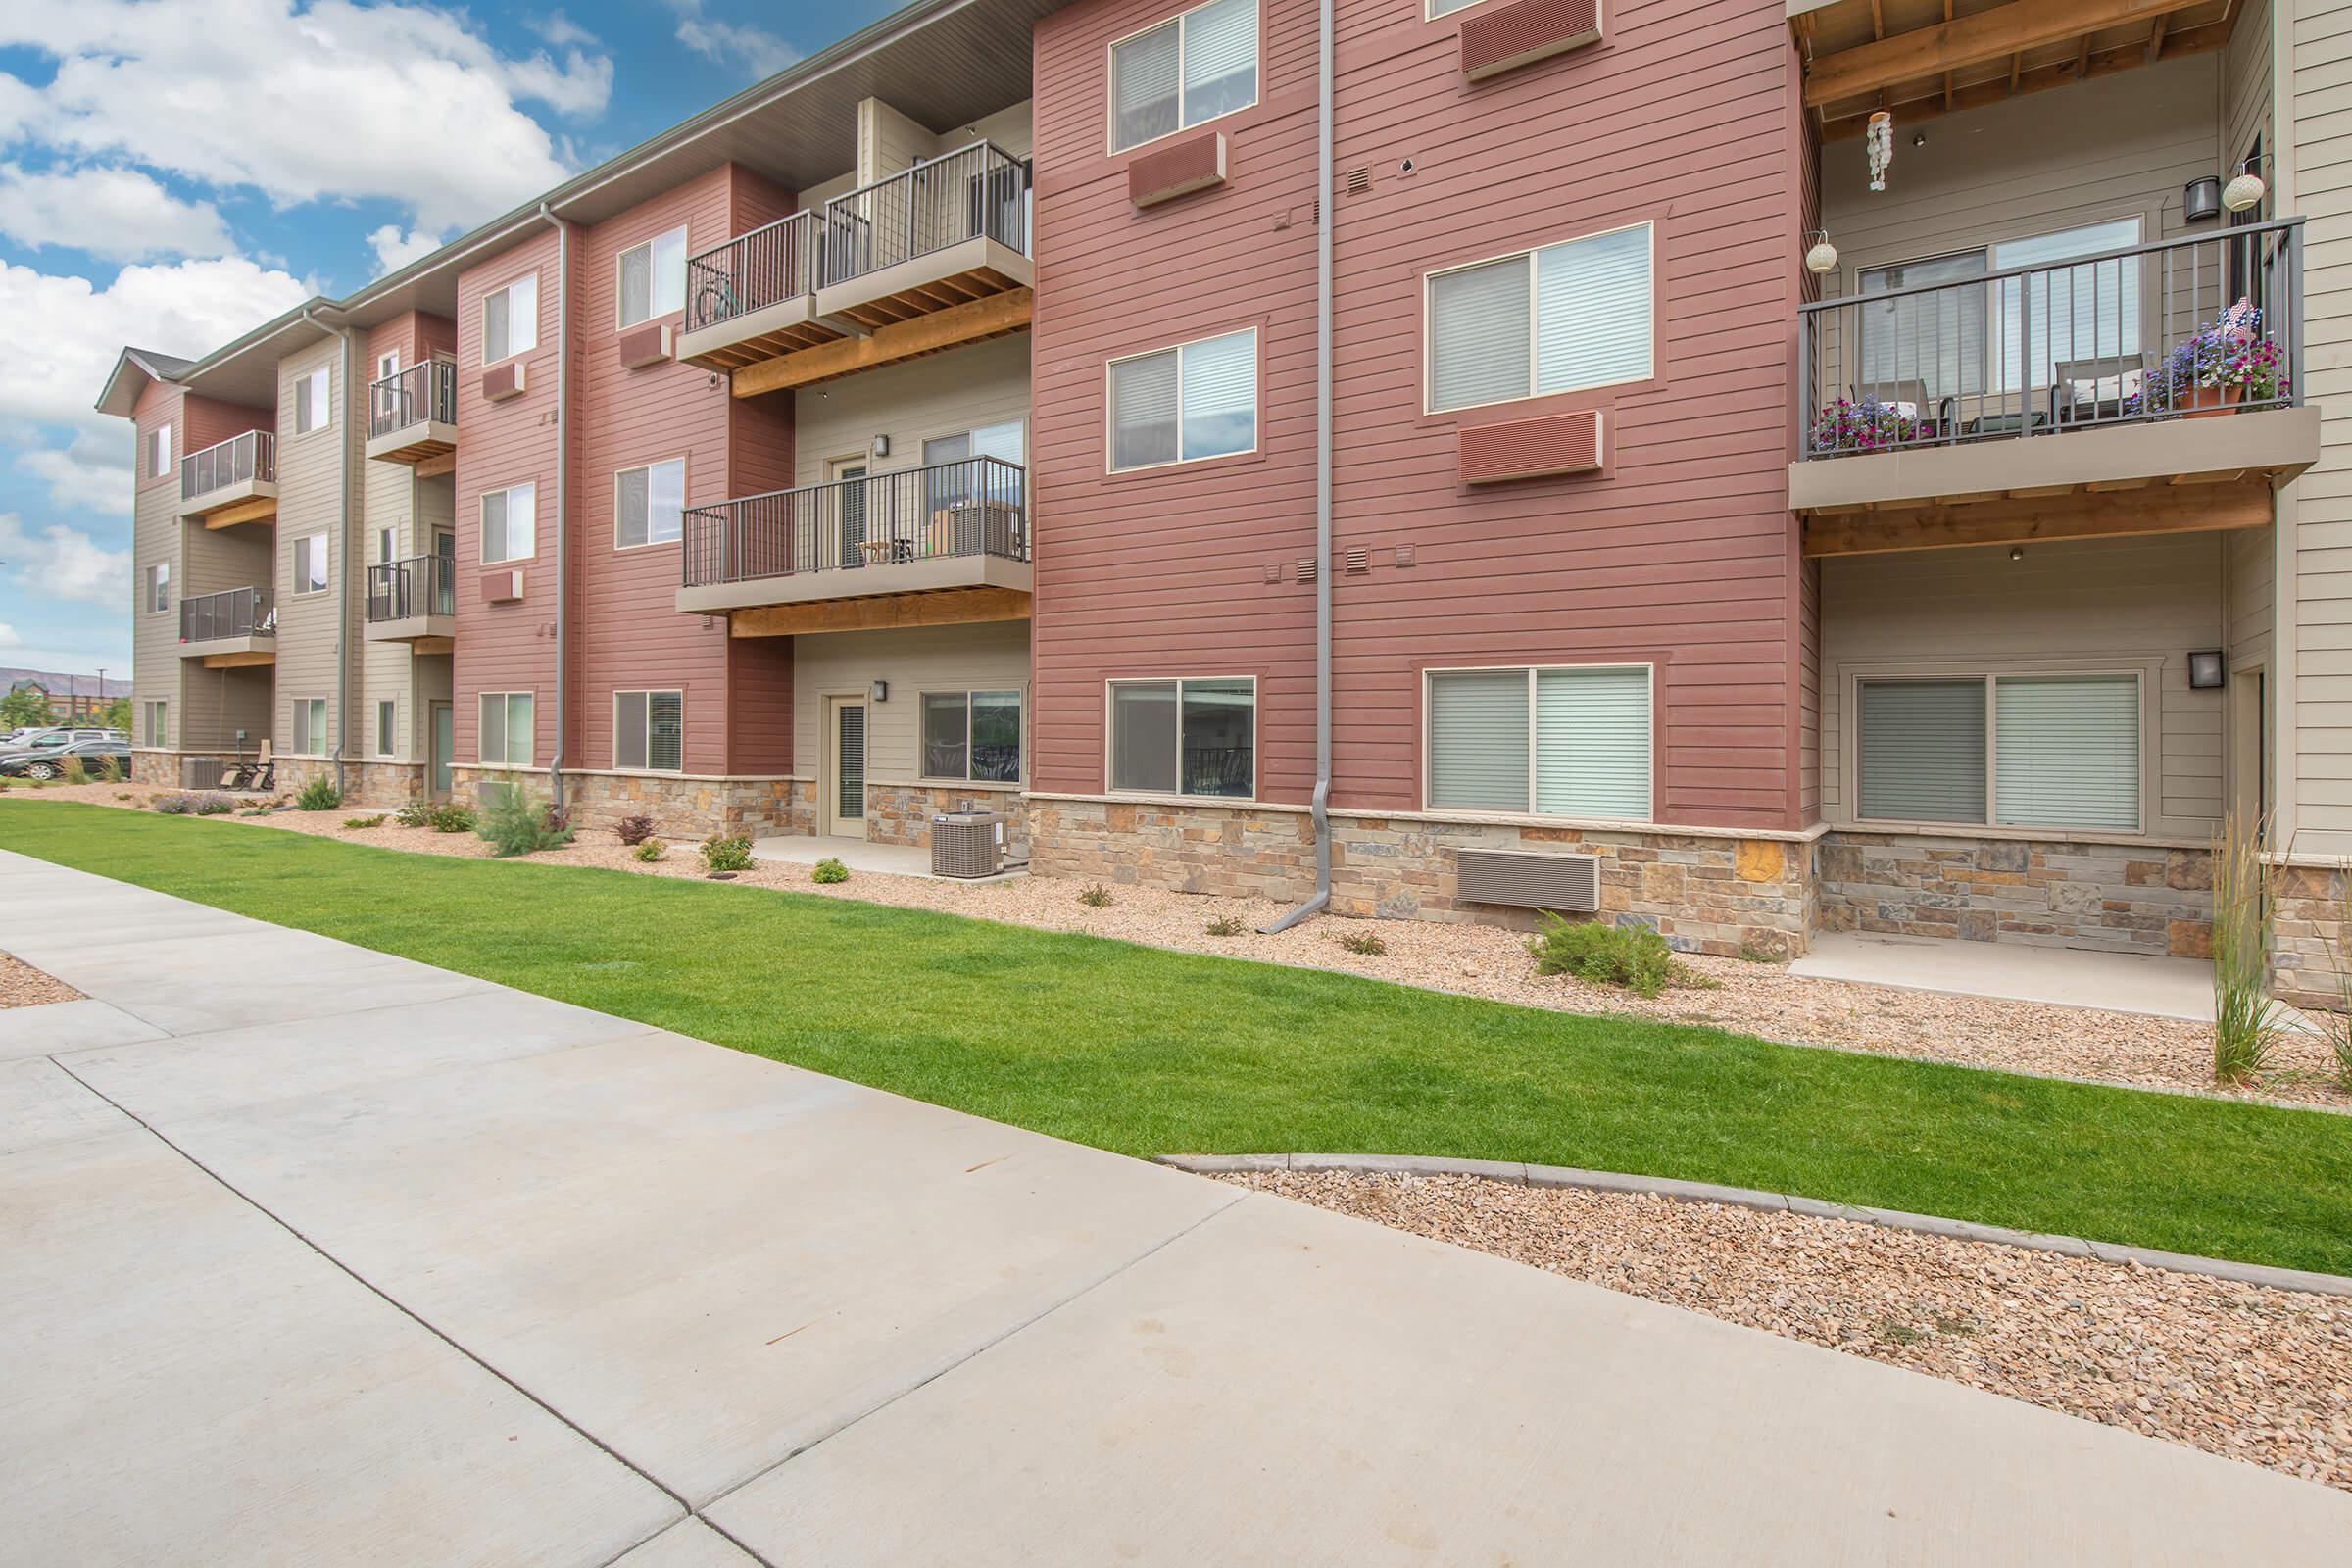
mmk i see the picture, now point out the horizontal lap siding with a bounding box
[273,333,354,757]
[1032,0,1320,802]
[132,381,187,745]
[1324,0,1802,828]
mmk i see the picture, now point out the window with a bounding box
[376,699,397,759]
[142,701,168,748]
[376,526,398,564]
[144,563,170,614]
[613,690,684,772]
[1110,0,1258,153]
[1108,327,1256,470]
[1108,677,1253,797]
[376,349,400,382]
[149,423,172,478]
[922,690,1023,782]
[293,533,328,595]
[615,459,685,548]
[1855,674,2140,832]
[617,227,687,327]
[478,692,534,767]
[1427,0,1484,13]
[294,365,331,434]
[921,420,1026,510]
[482,482,536,563]
[293,698,328,756]
[482,273,539,364]
[1426,665,1652,820]
[1427,222,1654,414]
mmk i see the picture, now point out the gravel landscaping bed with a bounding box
[0,951,80,1008]
[10,781,2345,1107]
[1229,1169,2352,1494]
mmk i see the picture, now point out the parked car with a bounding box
[0,737,131,780]
[0,726,123,754]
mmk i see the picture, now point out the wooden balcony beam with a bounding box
[729,288,1033,399]
[1801,479,2273,557]
[1803,0,2210,109]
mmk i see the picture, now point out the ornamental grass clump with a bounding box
[2209,809,2278,1085]
[294,776,342,812]
[2302,847,2352,1094]
[58,756,86,786]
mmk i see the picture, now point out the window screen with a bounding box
[617,461,684,548]
[614,690,683,772]
[1857,680,1987,823]
[1428,225,1654,412]
[1429,669,1530,812]
[1993,675,2139,831]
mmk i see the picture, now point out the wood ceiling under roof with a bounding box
[1791,0,2243,142]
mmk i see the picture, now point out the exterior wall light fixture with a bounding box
[2188,650,2226,691]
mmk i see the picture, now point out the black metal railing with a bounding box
[820,141,1030,290]
[685,210,820,332]
[180,430,274,500]
[683,456,1028,589]
[368,360,457,439]
[179,586,270,643]
[1799,217,2304,459]
[366,554,457,623]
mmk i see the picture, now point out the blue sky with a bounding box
[0,0,903,677]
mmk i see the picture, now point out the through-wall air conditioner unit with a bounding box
[481,569,523,604]
[618,321,674,369]
[1461,0,1603,83]
[481,360,527,402]
[1453,849,1601,912]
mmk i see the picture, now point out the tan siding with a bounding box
[130,381,189,747]
[792,622,1031,786]
[271,332,357,759]
[791,334,1030,486]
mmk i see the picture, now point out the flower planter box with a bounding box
[2178,382,2244,419]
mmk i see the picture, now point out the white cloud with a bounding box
[667,1,801,80]
[366,223,444,277]
[0,163,234,262]
[0,514,131,608]
[531,12,601,51]
[0,1,612,233]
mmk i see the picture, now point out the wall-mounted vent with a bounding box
[1454,849,1601,912]
[1130,130,1228,208]
[1297,559,1318,582]
[1459,409,1604,484]
[1395,542,1417,567]
[1264,563,1282,583]
[1461,0,1603,83]
[1344,546,1371,574]
[1345,167,1372,196]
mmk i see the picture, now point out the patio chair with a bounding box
[2051,354,2148,428]
[1853,377,1951,444]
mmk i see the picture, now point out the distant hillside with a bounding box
[1,667,130,699]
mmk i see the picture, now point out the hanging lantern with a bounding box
[1866,111,1893,193]
[1804,232,1838,275]
[2224,169,2267,214]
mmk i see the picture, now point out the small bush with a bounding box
[1334,929,1388,956]
[295,776,342,812]
[342,814,387,829]
[477,787,575,858]
[1529,913,1684,999]
[192,794,236,816]
[95,757,124,782]
[632,839,666,863]
[1077,883,1113,907]
[394,800,435,828]
[59,756,86,786]
[426,804,476,834]
[615,814,657,847]
[703,835,754,874]
[114,791,133,801]
[152,794,192,815]
[239,808,270,817]
[811,857,849,884]
[1205,914,1248,936]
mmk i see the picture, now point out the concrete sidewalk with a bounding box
[1,849,2346,1565]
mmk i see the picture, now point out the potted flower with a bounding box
[1810,397,1922,456]
[2129,299,2287,419]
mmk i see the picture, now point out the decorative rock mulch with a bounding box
[0,952,80,1008]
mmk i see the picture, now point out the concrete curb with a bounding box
[1156,1153,2352,1299]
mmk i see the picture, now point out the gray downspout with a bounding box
[303,305,354,797]
[540,201,571,809]
[1261,0,1334,934]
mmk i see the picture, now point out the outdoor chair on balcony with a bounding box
[1853,378,1952,445]
[2050,355,2149,428]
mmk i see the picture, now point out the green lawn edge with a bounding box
[7,800,2349,1275]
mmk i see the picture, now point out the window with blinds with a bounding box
[1855,674,2141,832]
[614,690,684,773]
[482,482,535,564]
[1108,327,1256,470]
[1109,677,1254,797]
[616,459,685,548]
[617,228,686,327]
[1109,0,1258,153]
[479,692,534,768]
[1427,223,1654,413]
[1427,665,1652,820]
[1857,680,1986,824]
[482,273,538,364]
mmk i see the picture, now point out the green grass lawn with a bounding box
[7,799,2350,1274]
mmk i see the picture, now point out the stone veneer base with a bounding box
[865,784,1030,857]
[453,767,812,841]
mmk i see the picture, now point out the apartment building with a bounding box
[99,0,2352,991]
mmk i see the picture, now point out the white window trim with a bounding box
[376,698,399,760]
[917,687,1027,784]
[1420,662,1656,824]
[1102,674,1259,802]
[142,700,169,749]
[1105,0,1263,156]
[478,690,535,769]
[612,456,688,552]
[376,349,401,382]
[150,423,172,478]
[481,272,539,367]
[293,697,329,758]
[1424,0,1508,17]
[1842,662,2152,837]
[481,481,536,565]
[1422,219,1656,416]
[614,225,689,330]
[291,532,330,598]
[293,363,334,437]
[612,689,686,775]
[144,563,171,615]
[1104,325,1260,474]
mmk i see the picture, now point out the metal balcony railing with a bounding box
[368,359,457,439]
[819,140,1031,289]
[685,210,820,333]
[683,456,1028,589]
[180,586,270,643]
[1799,217,2304,459]
[180,430,274,500]
[366,553,457,622]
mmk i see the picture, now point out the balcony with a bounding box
[178,587,273,666]
[1794,220,2319,556]
[364,554,457,650]
[678,141,1034,393]
[178,431,276,527]
[367,360,458,470]
[677,456,1031,634]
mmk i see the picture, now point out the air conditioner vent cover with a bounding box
[1454,849,1601,912]
[1344,547,1370,573]
[1298,559,1318,582]
[1345,167,1371,195]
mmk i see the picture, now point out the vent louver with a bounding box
[1344,547,1370,573]
[1395,543,1417,567]
[1297,559,1318,582]
[1345,167,1371,195]
[1455,849,1601,912]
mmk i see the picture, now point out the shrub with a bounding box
[59,756,86,786]
[1530,913,1682,1000]
[477,787,575,858]
[192,794,236,816]
[615,813,657,846]
[113,791,133,801]
[394,800,436,828]
[152,794,192,815]
[94,757,124,782]
[426,804,476,834]
[295,776,342,812]
[1334,929,1387,956]
[239,808,270,817]
[1077,883,1113,907]
[1205,914,1247,937]
[2210,810,2278,1085]
[811,857,849,884]
[703,836,754,874]
[342,814,387,829]
[632,839,666,863]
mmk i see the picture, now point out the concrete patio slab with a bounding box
[0,997,166,1061]
[751,831,1024,882]
[1792,930,2216,1019]
[0,1056,133,1152]
[610,1519,765,1567]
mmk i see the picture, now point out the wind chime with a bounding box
[1865,110,1893,192]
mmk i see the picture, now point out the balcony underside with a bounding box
[180,636,274,666]
[812,236,1032,332]
[364,615,456,649]
[366,420,457,467]
[682,553,1033,636]
[180,478,277,525]
[728,287,1033,399]
[676,294,844,372]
